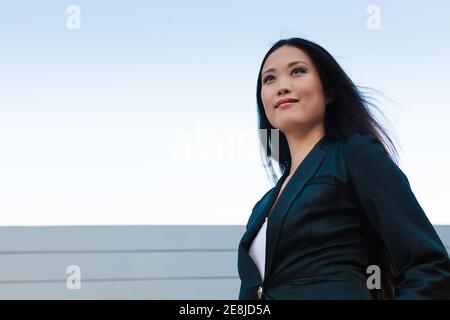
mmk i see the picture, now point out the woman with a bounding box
[237,37,450,300]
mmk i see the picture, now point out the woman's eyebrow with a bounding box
[262,61,308,76]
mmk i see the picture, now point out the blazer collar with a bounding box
[238,135,332,287]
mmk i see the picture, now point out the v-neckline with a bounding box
[266,134,327,218]
[267,171,290,217]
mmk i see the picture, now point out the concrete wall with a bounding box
[0,225,449,299]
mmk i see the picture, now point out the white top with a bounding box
[248,216,268,281]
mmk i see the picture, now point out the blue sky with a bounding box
[0,0,449,225]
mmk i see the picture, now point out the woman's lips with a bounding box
[277,100,299,109]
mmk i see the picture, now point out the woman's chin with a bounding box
[274,118,309,130]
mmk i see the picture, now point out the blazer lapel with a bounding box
[238,135,331,286]
[241,175,287,249]
[238,171,288,287]
[264,136,331,280]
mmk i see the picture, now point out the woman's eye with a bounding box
[263,68,306,84]
[292,67,305,75]
[263,75,274,83]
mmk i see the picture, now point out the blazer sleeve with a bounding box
[344,133,450,299]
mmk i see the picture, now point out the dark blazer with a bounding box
[237,133,450,300]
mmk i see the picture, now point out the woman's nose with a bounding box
[277,87,291,95]
[277,77,292,95]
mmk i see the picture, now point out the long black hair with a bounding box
[256,37,397,300]
[256,37,398,185]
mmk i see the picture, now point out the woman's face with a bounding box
[261,45,329,134]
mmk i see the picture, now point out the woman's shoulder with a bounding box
[338,132,403,183]
[320,132,394,180]
[340,132,387,160]
[253,184,276,208]
[245,185,276,228]
[343,132,383,148]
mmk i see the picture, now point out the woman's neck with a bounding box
[284,125,325,177]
